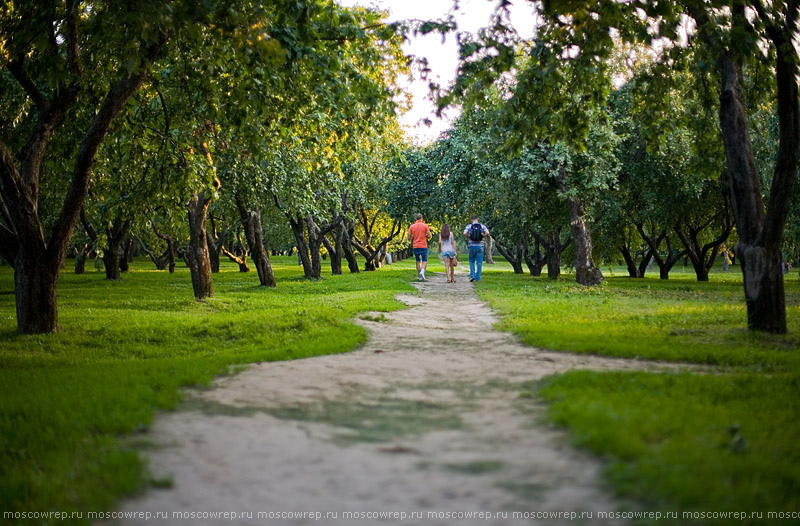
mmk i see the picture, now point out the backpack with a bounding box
[468,223,483,242]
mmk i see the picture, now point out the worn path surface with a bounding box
[113,269,695,525]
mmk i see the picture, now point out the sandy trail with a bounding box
[112,269,695,525]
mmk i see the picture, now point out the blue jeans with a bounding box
[468,245,484,281]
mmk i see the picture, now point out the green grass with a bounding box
[4,252,799,523]
[535,371,800,522]
[473,261,800,522]
[0,257,414,520]
[474,265,800,369]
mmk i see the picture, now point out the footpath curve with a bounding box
[112,269,692,525]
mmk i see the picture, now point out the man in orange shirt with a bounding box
[407,213,432,281]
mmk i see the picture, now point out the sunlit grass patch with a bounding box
[475,267,800,369]
[535,371,800,520]
[0,257,412,519]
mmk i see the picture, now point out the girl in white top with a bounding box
[438,223,458,283]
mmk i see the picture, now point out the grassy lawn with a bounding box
[535,371,800,521]
[477,261,800,522]
[474,264,800,369]
[0,257,413,518]
[3,252,798,523]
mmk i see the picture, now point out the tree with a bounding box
[0,1,178,332]
[541,0,796,328]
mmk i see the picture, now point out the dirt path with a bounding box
[113,269,694,525]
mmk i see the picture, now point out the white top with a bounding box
[440,233,455,252]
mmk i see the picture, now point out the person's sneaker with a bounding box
[469,277,475,282]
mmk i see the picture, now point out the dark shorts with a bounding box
[413,248,428,263]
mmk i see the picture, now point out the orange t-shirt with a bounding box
[408,220,430,248]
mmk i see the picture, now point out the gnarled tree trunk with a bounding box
[483,235,496,264]
[288,215,314,278]
[237,200,275,287]
[151,221,177,273]
[523,236,545,277]
[14,245,60,333]
[306,214,342,279]
[102,217,129,281]
[185,190,214,299]
[0,30,166,334]
[554,169,603,286]
[619,246,640,278]
[691,4,798,333]
[495,239,524,274]
[635,223,686,280]
[342,217,360,273]
[137,236,168,270]
[120,236,134,272]
[674,207,732,282]
[535,230,571,280]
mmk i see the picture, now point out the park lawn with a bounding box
[535,371,800,522]
[476,263,800,521]
[0,257,413,519]
[474,266,800,369]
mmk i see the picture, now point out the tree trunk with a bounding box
[323,235,343,275]
[619,246,640,278]
[102,244,122,281]
[484,235,496,264]
[222,236,250,272]
[136,236,166,270]
[151,221,177,273]
[237,201,276,287]
[350,205,402,272]
[289,216,314,278]
[207,231,221,273]
[0,37,166,334]
[674,212,731,283]
[119,236,133,272]
[545,232,561,279]
[691,5,798,333]
[523,237,545,277]
[635,223,686,280]
[186,191,214,299]
[536,230,569,280]
[206,216,232,274]
[638,248,654,278]
[102,217,129,281]
[74,244,89,274]
[343,223,360,273]
[554,170,603,286]
[495,239,524,274]
[14,246,60,333]
[305,214,341,279]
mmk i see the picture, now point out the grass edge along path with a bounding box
[471,266,799,523]
[534,370,800,523]
[473,270,800,370]
[0,258,413,522]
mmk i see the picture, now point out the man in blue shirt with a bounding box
[463,215,490,282]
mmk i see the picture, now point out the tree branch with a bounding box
[65,0,83,76]
[7,61,46,108]
[79,205,97,241]
[47,33,168,266]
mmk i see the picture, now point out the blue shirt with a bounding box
[463,223,489,247]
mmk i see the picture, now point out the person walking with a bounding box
[408,213,432,281]
[463,215,490,282]
[438,223,458,283]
